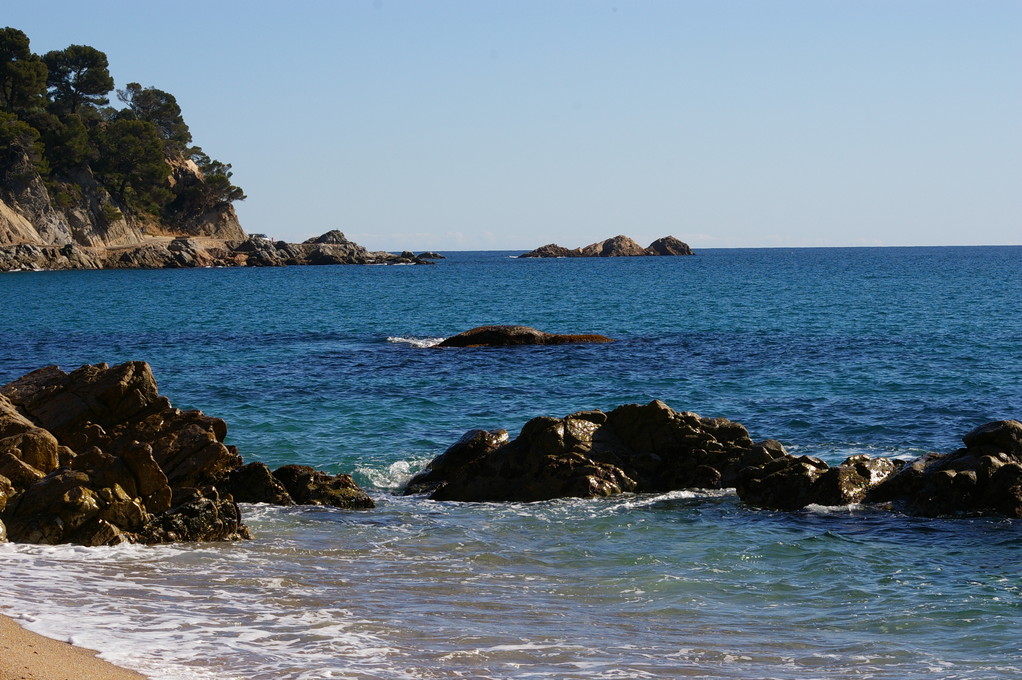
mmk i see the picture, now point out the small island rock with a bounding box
[520,235,694,258]
[437,325,614,348]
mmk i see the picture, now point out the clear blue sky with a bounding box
[6,1,1020,250]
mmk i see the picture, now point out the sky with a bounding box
[5,1,1020,250]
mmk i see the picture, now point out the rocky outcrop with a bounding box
[519,235,694,258]
[224,462,374,509]
[0,361,375,546]
[0,231,437,271]
[436,325,614,348]
[404,401,1022,519]
[0,149,243,253]
[646,236,695,256]
[404,401,762,502]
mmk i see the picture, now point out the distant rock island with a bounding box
[437,325,614,347]
[520,235,694,258]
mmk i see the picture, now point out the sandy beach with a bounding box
[0,614,145,680]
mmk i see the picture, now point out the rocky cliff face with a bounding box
[0,150,244,249]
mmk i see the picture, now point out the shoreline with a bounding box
[0,613,145,680]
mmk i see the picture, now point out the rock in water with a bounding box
[645,236,695,256]
[519,235,695,258]
[272,465,375,509]
[0,361,375,546]
[405,402,1022,519]
[404,400,761,502]
[437,325,614,347]
[579,235,647,257]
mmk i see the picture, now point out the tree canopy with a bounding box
[43,44,114,114]
[0,26,245,219]
[117,82,191,148]
[0,27,47,114]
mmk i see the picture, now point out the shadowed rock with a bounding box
[405,402,1022,519]
[0,361,374,546]
[404,400,760,502]
[437,325,614,348]
[272,465,375,509]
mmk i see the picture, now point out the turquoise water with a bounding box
[0,247,1020,679]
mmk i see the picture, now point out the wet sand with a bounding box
[0,614,145,680]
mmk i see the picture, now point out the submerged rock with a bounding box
[0,361,374,546]
[437,325,614,348]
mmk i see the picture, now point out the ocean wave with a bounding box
[356,458,431,489]
[385,335,444,348]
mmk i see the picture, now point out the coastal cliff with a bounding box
[0,28,436,271]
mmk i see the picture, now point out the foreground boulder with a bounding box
[404,402,1022,519]
[437,325,614,348]
[519,235,694,258]
[0,362,374,546]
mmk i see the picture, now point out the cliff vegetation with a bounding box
[0,27,247,249]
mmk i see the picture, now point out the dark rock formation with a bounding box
[223,462,374,509]
[437,325,614,348]
[418,251,445,259]
[272,465,375,509]
[521,243,577,258]
[404,401,1022,519]
[519,235,694,258]
[224,462,294,505]
[646,236,695,256]
[404,400,762,502]
[0,361,374,546]
[867,420,1022,517]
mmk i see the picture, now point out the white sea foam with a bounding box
[385,335,444,348]
[357,458,430,489]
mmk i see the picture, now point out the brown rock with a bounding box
[580,235,647,257]
[518,243,579,258]
[437,325,614,348]
[520,235,695,258]
[273,465,375,509]
[225,462,294,505]
[962,420,1022,459]
[645,236,694,256]
[405,401,759,502]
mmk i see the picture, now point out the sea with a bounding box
[0,246,1020,680]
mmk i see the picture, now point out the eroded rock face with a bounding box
[437,325,614,348]
[0,361,374,545]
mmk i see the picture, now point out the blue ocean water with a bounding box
[0,247,1020,679]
